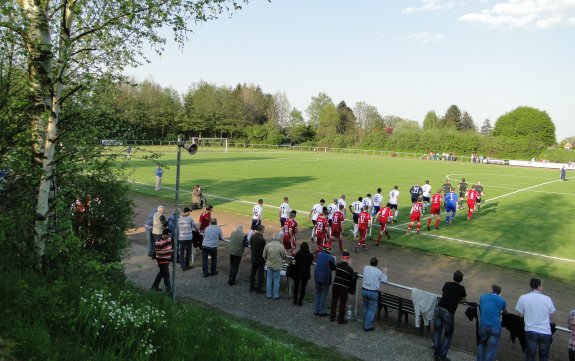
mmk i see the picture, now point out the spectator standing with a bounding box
[330,251,355,324]
[515,278,556,361]
[313,247,336,316]
[568,308,575,361]
[292,241,314,306]
[262,232,287,299]
[155,165,163,191]
[433,270,467,361]
[198,205,213,233]
[144,208,156,257]
[561,165,567,181]
[228,225,248,285]
[152,205,168,249]
[192,184,202,208]
[178,207,199,270]
[361,257,388,331]
[201,218,225,277]
[249,225,267,293]
[150,229,173,294]
[477,284,508,361]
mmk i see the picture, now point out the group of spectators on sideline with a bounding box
[421,152,459,161]
[144,202,573,361]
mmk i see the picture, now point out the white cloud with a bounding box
[406,31,446,43]
[403,0,464,14]
[459,0,575,29]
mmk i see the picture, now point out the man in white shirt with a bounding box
[388,186,400,222]
[310,199,325,241]
[338,194,347,217]
[278,196,290,228]
[362,194,373,215]
[349,196,363,238]
[372,188,383,216]
[422,180,432,213]
[248,199,264,241]
[361,257,388,331]
[327,198,339,227]
[515,278,556,361]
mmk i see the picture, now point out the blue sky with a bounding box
[125,0,575,140]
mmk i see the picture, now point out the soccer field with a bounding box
[127,147,575,281]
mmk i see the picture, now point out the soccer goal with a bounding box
[191,137,228,153]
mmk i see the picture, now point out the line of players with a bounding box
[405,178,485,236]
[248,179,485,259]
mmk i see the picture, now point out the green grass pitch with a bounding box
[126,147,575,282]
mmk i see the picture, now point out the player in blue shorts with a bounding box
[444,187,458,225]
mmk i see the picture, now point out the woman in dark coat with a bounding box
[292,241,314,306]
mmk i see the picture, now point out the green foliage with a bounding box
[493,106,556,146]
[460,111,476,132]
[306,92,333,128]
[480,119,493,136]
[441,104,461,129]
[422,111,440,130]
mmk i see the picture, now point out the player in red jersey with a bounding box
[355,205,371,252]
[314,208,329,257]
[427,190,443,231]
[374,204,393,246]
[198,204,213,232]
[466,186,479,221]
[330,204,346,252]
[282,210,298,256]
[406,197,423,235]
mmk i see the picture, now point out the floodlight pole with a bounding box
[172,135,184,303]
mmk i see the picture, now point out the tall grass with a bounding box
[0,264,357,361]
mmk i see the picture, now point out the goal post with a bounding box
[191,137,228,153]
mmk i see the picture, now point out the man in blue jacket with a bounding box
[313,247,336,316]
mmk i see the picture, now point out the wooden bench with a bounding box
[377,291,429,334]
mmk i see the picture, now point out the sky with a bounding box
[124,0,575,140]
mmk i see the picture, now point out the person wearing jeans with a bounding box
[515,278,556,361]
[433,270,467,361]
[313,247,336,316]
[477,284,508,361]
[262,232,286,299]
[361,257,388,331]
[201,218,225,277]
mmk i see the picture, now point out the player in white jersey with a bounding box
[338,194,347,217]
[388,185,400,222]
[278,196,290,227]
[309,199,325,225]
[421,180,432,213]
[362,194,373,215]
[248,198,264,241]
[327,198,338,226]
[349,196,363,238]
[372,188,383,216]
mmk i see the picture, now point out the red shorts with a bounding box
[283,239,292,250]
[410,213,421,222]
[316,233,326,246]
[430,205,441,215]
[331,226,341,238]
[467,201,476,209]
[379,223,388,232]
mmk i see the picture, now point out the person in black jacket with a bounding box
[330,251,355,324]
[292,241,314,306]
[249,225,267,293]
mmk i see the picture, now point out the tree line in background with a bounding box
[97,78,566,159]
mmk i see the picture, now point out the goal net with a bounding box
[191,137,228,153]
